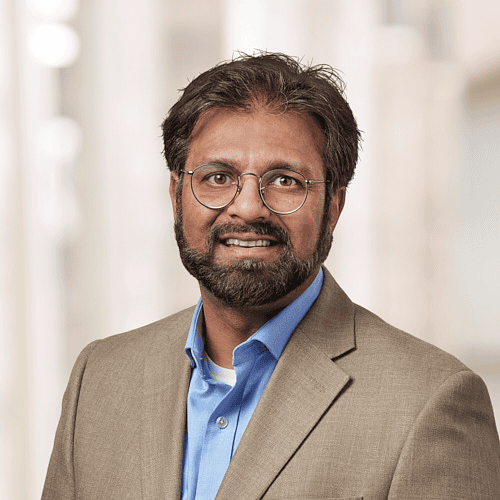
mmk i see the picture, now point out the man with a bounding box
[43,53,500,499]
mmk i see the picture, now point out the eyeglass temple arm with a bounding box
[306,180,328,185]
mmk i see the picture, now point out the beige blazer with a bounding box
[42,268,500,499]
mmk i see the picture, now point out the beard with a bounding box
[174,207,333,308]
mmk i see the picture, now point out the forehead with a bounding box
[186,106,325,175]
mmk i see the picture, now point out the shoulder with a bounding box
[61,306,196,424]
[73,305,196,377]
[96,305,195,353]
[340,303,474,401]
[353,303,468,371]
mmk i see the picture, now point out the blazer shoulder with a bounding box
[78,305,196,377]
[349,303,470,383]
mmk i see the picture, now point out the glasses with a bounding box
[182,164,328,215]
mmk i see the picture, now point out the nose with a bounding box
[225,173,271,222]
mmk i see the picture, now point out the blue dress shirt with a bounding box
[182,268,324,499]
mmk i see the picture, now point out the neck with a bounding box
[200,269,318,369]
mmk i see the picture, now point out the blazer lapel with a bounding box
[141,309,194,500]
[216,269,356,500]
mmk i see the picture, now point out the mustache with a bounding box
[207,222,290,250]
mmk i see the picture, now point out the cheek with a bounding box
[286,204,325,256]
[180,191,215,249]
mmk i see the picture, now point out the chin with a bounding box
[178,241,316,308]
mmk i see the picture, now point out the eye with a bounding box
[270,175,296,187]
[205,173,232,185]
[263,170,307,191]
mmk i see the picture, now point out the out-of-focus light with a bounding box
[37,116,82,162]
[28,0,79,21]
[28,24,80,67]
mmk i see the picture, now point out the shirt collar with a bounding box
[184,268,324,366]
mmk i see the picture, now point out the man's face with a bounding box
[170,106,344,308]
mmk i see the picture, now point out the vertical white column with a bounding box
[13,1,82,496]
[0,2,26,498]
[223,0,267,57]
[95,0,171,335]
[369,25,432,336]
[311,0,379,309]
[223,0,306,59]
[15,7,65,500]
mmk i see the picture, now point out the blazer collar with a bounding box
[296,266,356,360]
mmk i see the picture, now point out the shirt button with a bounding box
[216,416,228,429]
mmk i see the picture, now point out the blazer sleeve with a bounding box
[388,369,500,499]
[41,340,100,500]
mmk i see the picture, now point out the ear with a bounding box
[169,171,180,216]
[327,187,346,233]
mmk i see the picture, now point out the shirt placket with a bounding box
[195,347,256,499]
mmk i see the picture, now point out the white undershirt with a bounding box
[205,352,237,387]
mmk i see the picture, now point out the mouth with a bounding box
[222,238,275,248]
[209,223,288,254]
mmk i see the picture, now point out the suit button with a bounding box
[216,416,228,428]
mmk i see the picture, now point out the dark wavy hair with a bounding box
[162,52,361,206]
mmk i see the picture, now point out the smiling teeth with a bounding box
[225,238,271,247]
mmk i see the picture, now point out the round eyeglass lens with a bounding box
[191,164,238,209]
[261,169,308,213]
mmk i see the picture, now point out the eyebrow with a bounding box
[271,161,307,172]
[201,158,314,175]
[202,159,238,169]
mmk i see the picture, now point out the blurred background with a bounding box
[1,0,499,497]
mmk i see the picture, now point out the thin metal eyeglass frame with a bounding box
[182,165,328,215]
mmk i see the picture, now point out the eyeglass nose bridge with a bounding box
[234,171,264,195]
[230,172,268,213]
